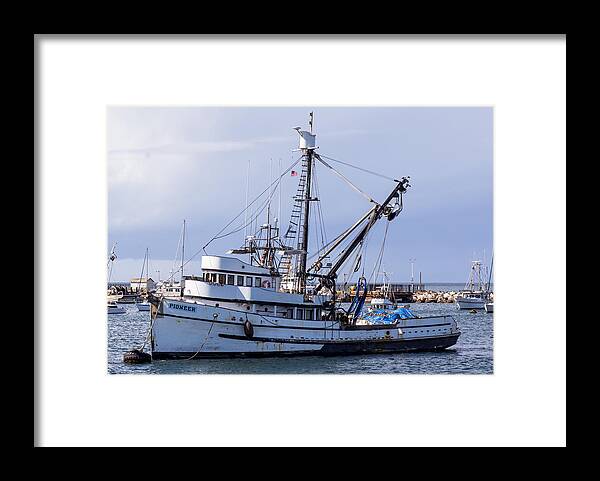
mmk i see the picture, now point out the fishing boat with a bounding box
[155,281,182,299]
[365,269,397,312]
[147,114,460,359]
[455,259,491,309]
[368,297,396,311]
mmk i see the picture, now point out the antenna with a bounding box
[309,111,314,134]
[277,157,282,233]
[244,159,250,239]
[181,219,186,285]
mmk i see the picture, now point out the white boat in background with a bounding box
[368,297,396,311]
[456,291,487,309]
[364,269,397,313]
[155,281,182,298]
[456,259,491,310]
[148,114,460,359]
[484,302,494,313]
[108,301,126,314]
[136,301,151,312]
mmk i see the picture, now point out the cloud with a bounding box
[107,107,493,281]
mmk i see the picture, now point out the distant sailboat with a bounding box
[136,247,152,312]
[107,243,126,314]
[484,255,494,313]
[154,220,186,299]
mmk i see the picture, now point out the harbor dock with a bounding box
[337,283,461,304]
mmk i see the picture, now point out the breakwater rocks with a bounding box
[412,290,458,303]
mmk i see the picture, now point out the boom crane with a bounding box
[312,176,411,304]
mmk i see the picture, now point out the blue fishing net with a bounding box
[360,306,417,324]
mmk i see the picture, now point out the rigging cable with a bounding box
[170,222,184,283]
[368,220,390,286]
[213,179,281,241]
[160,156,302,285]
[314,154,376,204]
[202,156,301,252]
[312,165,328,252]
[318,153,400,183]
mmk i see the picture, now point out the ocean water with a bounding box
[108,301,493,374]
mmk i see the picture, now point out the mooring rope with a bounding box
[183,318,216,361]
[138,314,156,352]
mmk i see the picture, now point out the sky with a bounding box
[108,107,493,283]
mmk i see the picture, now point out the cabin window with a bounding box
[218,274,226,285]
[211,273,218,283]
[237,275,244,286]
[283,308,294,318]
[315,310,321,320]
[245,276,253,287]
[255,277,261,287]
[296,308,304,320]
[227,275,235,285]
[305,309,314,320]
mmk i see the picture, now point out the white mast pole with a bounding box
[278,157,282,235]
[181,219,186,284]
[244,159,250,241]
[268,158,272,226]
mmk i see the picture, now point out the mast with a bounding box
[486,254,494,293]
[278,157,282,234]
[137,247,148,295]
[294,112,317,295]
[298,149,314,293]
[244,160,250,240]
[181,219,186,282]
[321,178,409,284]
[107,242,117,284]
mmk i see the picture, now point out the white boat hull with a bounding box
[108,306,126,314]
[136,302,151,312]
[456,298,486,310]
[151,298,461,359]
